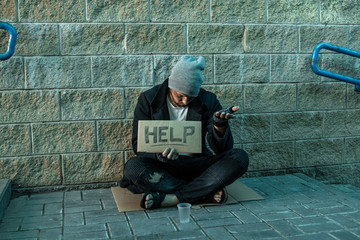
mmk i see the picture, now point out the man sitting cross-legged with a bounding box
[120,55,249,209]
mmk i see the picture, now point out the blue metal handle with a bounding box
[311,42,360,91]
[0,22,17,60]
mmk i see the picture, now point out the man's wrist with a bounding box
[214,125,226,137]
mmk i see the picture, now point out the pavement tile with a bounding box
[82,189,113,200]
[64,203,102,214]
[63,224,106,234]
[125,211,148,221]
[39,228,62,240]
[86,213,127,225]
[230,209,262,223]
[296,222,343,234]
[135,235,161,240]
[258,210,300,221]
[341,198,360,210]
[65,199,101,207]
[129,217,176,236]
[316,205,358,215]
[203,226,236,240]
[327,214,360,229]
[28,196,63,205]
[261,197,302,208]
[226,222,272,233]
[251,183,284,198]
[267,220,303,237]
[276,182,315,194]
[64,212,84,226]
[0,229,38,240]
[287,204,319,217]
[4,203,43,218]
[204,203,245,212]
[347,192,360,199]
[29,192,63,200]
[171,218,200,231]
[158,229,207,240]
[333,184,360,193]
[290,232,337,240]
[107,221,133,238]
[6,195,29,208]
[288,193,318,205]
[326,189,356,200]
[0,217,22,232]
[346,212,360,222]
[85,208,126,219]
[44,202,63,215]
[231,229,282,239]
[21,214,62,230]
[286,216,330,226]
[64,191,82,203]
[111,237,136,240]
[8,201,44,211]
[146,207,178,219]
[305,200,346,210]
[196,217,242,228]
[244,201,290,214]
[292,173,320,184]
[191,210,234,221]
[329,230,360,240]
[65,205,102,214]
[63,230,109,240]
[301,191,338,201]
[351,229,360,237]
[241,200,263,210]
[101,199,118,210]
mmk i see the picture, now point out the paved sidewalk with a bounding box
[0,173,359,240]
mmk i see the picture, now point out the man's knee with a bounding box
[123,157,147,180]
[227,148,249,172]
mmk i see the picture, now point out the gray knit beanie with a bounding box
[168,55,205,97]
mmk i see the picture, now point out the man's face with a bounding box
[168,89,194,107]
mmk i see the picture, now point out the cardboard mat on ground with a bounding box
[111,180,264,212]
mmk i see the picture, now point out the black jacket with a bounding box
[132,79,234,159]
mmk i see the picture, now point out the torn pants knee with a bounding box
[121,156,186,194]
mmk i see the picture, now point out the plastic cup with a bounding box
[177,203,191,223]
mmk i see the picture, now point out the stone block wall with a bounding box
[1,0,360,188]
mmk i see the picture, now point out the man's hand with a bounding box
[213,106,239,127]
[162,147,179,160]
[213,106,239,136]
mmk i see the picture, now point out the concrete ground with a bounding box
[0,173,359,240]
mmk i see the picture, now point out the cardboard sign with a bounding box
[137,120,202,153]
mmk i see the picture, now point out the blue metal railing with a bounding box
[0,22,17,60]
[311,42,360,91]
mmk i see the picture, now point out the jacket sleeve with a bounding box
[131,92,158,159]
[204,94,234,154]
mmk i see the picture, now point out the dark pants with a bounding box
[120,148,249,203]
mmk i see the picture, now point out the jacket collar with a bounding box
[186,97,203,121]
[150,79,206,121]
